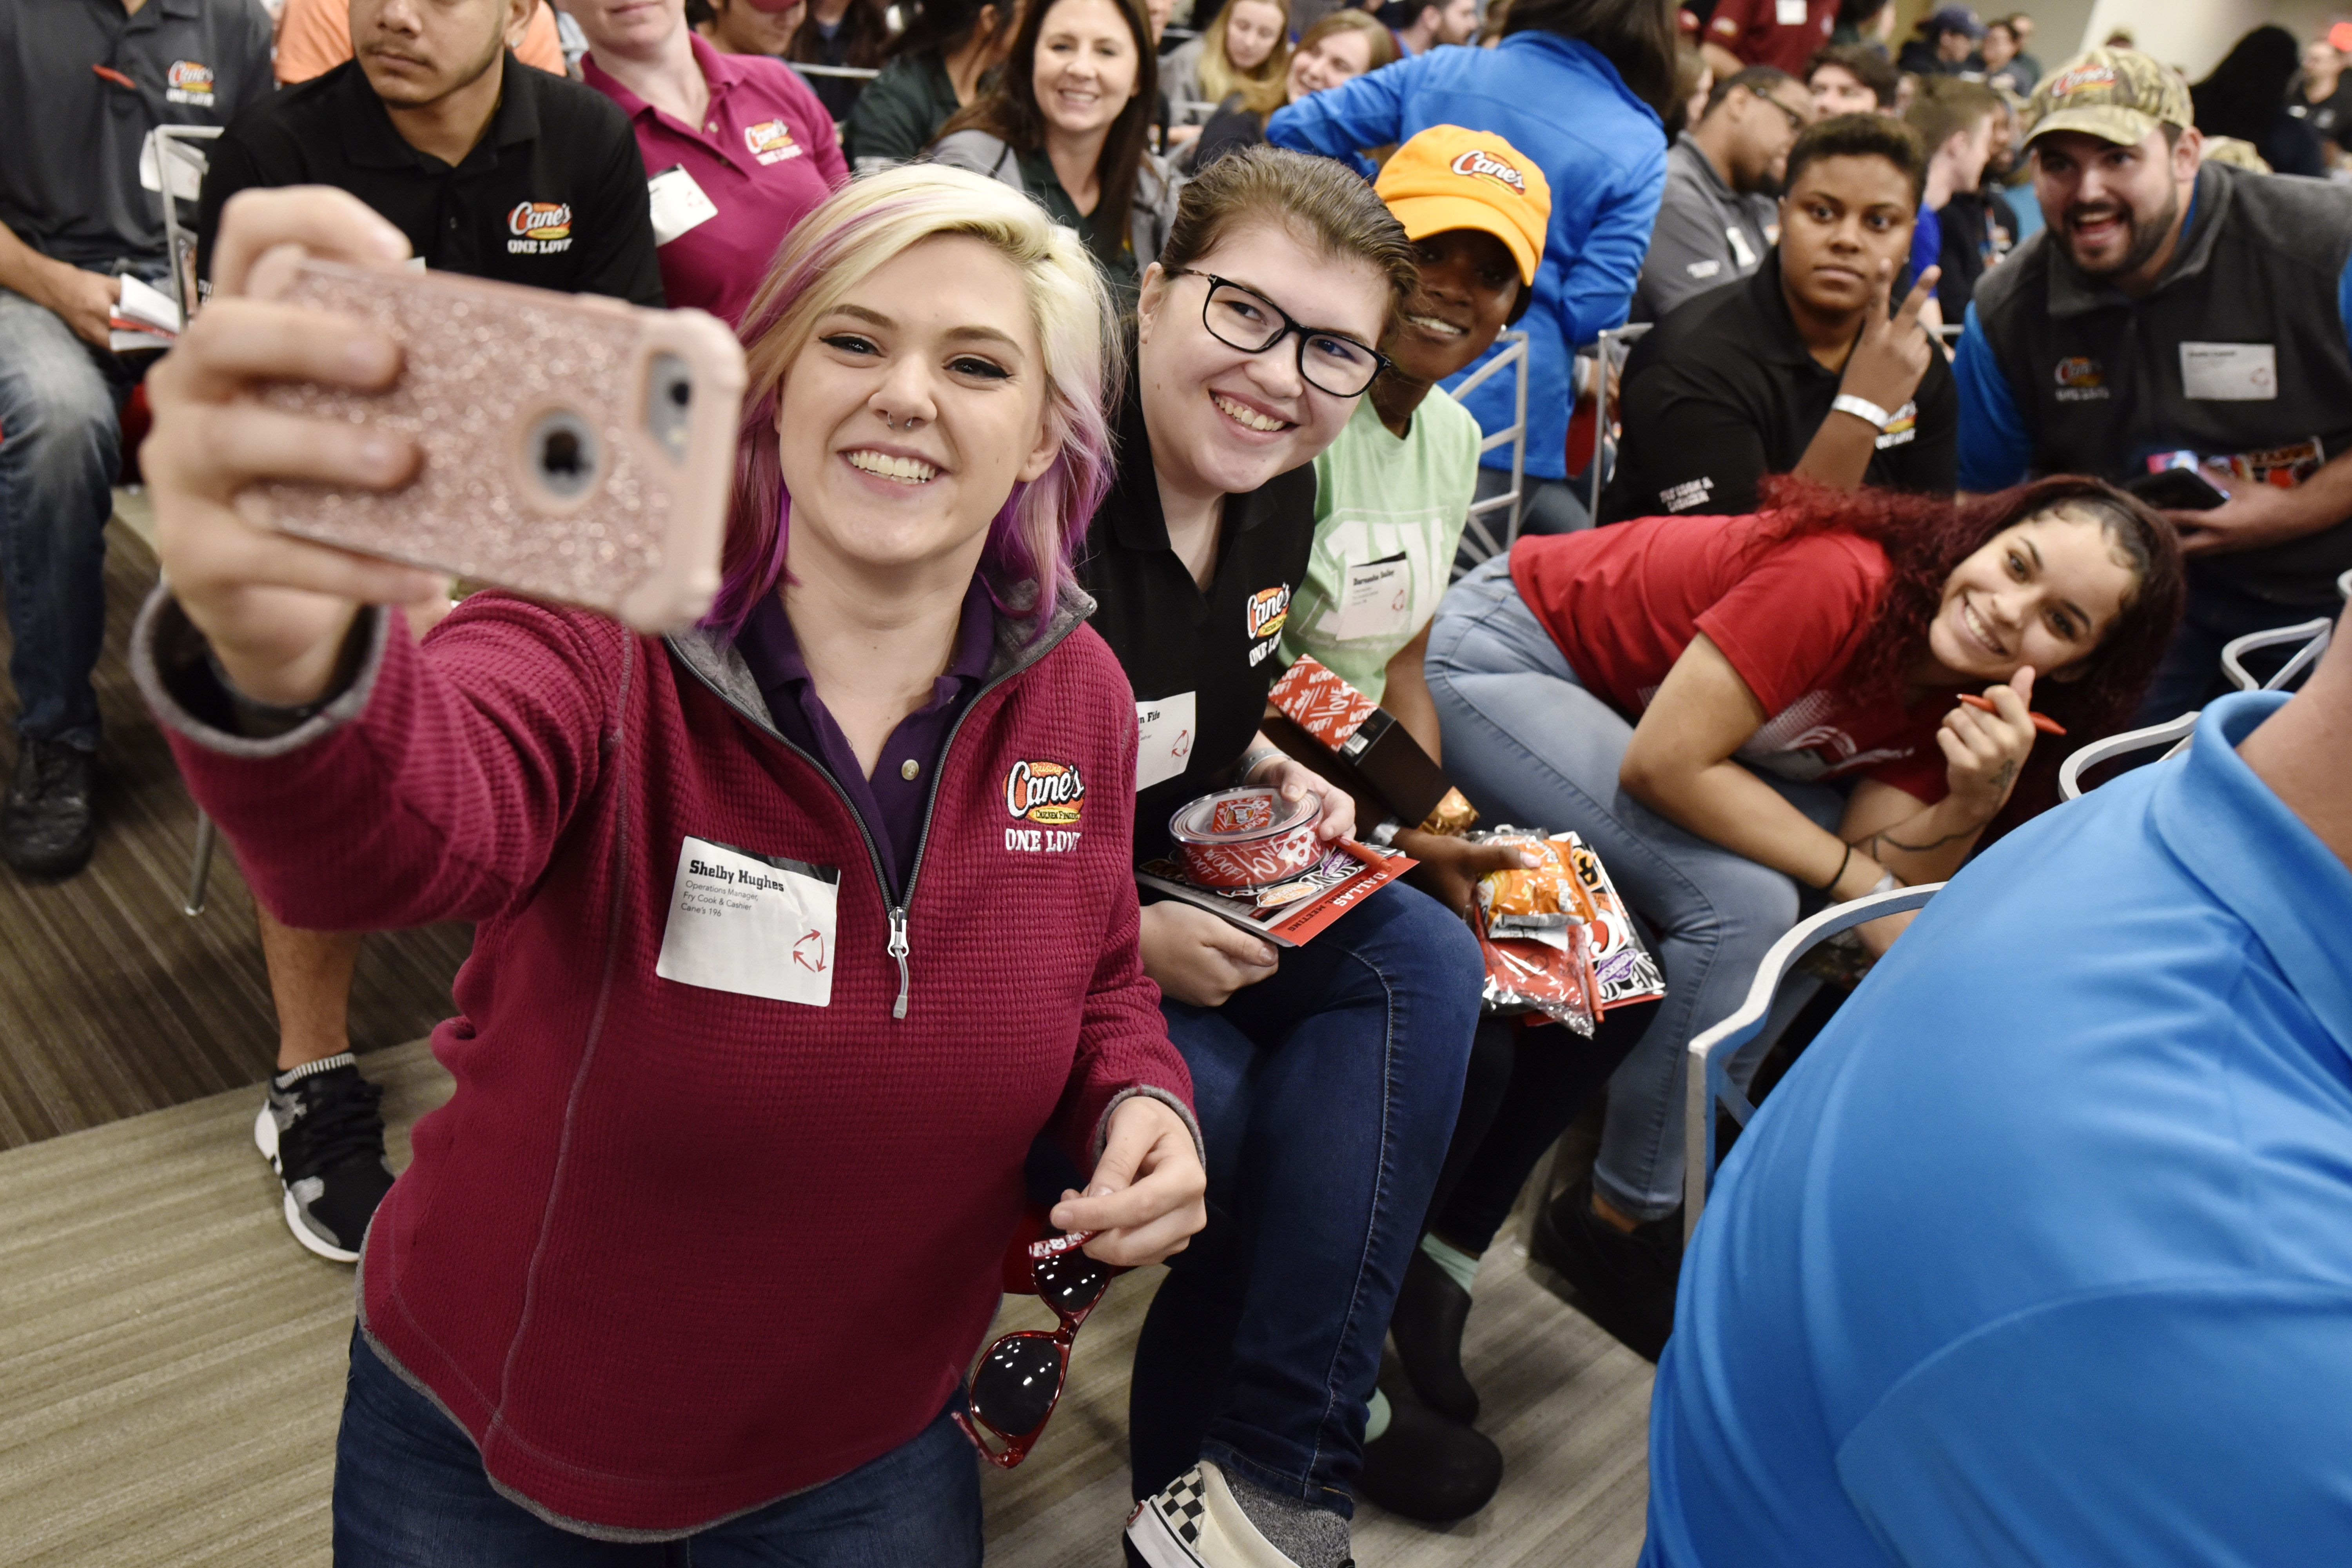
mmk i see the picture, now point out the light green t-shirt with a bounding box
[1282,387,1483,702]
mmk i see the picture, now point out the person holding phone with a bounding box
[1080,146,1487,1568]
[1423,477,2184,1365]
[567,0,849,328]
[1603,113,1956,524]
[132,167,1205,1561]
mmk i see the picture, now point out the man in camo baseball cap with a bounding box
[2022,46,2194,147]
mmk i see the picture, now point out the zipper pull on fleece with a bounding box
[887,906,910,1019]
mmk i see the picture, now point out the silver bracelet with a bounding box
[1367,817,1403,848]
[1235,746,1283,785]
[1831,393,1893,431]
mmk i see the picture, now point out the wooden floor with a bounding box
[0,505,470,1150]
[0,1041,1651,1566]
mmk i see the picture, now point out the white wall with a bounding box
[2074,0,2312,81]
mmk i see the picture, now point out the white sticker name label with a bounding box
[647,165,719,247]
[655,835,840,1007]
[1332,552,1414,643]
[1775,0,1808,22]
[1135,691,1197,792]
[2180,342,2277,401]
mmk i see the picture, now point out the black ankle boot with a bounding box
[1390,1244,1479,1422]
[1356,1376,1503,1524]
[1527,1174,1682,1363]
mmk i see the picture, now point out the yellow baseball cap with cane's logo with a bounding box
[1373,126,1553,287]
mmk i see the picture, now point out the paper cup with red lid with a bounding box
[1169,787,1326,891]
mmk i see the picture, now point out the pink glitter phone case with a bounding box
[240,258,746,633]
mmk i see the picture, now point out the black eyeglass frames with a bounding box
[1165,268,1392,398]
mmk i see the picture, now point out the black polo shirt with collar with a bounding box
[1076,387,1319,863]
[0,0,273,273]
[1600,249,1957,524]
[194,54,662,304]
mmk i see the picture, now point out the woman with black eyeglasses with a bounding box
[1073,146,1487,1568]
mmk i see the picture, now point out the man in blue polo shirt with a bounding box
[1644,602,2352,1566]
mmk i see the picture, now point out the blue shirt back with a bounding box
[1646,692,2352,1567]
[1267,34,1666,482]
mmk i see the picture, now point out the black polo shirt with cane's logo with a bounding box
[195,55,663,305]
[1076,387,1319,863]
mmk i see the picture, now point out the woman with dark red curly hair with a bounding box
[1403,476,2183,1371]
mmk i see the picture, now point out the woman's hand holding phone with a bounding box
[144,187,446,708]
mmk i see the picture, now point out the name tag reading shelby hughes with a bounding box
[656,835,840,1007]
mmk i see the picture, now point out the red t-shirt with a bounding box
[1703,0,1838,76]
[1509,514,1951,802]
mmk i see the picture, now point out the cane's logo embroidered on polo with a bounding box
[506,202,575,255]
[1245,584,1291,641]
[165,60,216,105]
[745,120,804,165]
[1005,759,1086,826]
[1448,149,1528,196]
[2053,356,2109,402]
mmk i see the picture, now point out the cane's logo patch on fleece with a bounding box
[1005,759,1086,826]
[506,202,575,254]
[1245,584,1291,641]
[165,60,216,105]
[745,120,804,165]
[1448,148,1528,197]
[1004,759,1085,853]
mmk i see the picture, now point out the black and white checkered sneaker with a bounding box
[253,1054,393,1263]
[1127,1463,1336,1568]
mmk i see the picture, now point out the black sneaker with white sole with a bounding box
[254,1054,393,1263]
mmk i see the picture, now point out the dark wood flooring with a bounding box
[0,517,469,1150]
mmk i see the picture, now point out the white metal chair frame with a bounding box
[1681,881,1944,1245]
[1450,328,1530,577]
[1581,321,1650,523]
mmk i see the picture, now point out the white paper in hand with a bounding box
[655,836,840,1007]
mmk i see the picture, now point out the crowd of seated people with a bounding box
[9,0,2352,1559]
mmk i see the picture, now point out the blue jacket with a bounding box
[1268,34,1666,481]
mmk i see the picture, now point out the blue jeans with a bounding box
[0,287,139,750]
[1424,558,1841,1223]
[1129,880,1483,1514]
[333,1330,983,1566]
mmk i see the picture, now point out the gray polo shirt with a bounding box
[1631,134,1778,323]
[0,0,273,274]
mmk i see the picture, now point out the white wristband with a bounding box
[1832,394,1893,431]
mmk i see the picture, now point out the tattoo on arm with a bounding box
[1987,760,2018,794]
[1871,826,1971,858]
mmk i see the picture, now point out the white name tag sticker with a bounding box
[655,835,839,1007]
[1331,552,1414,643]
[1726,226,1759,270]
[2180,342,2278,401]
[1775,0,1807,22]
[1135,691,1197,792]
[648,165,719,247]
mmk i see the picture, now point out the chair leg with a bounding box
[184,810,216,917]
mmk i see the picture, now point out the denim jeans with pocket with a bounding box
[1127,879,1483,1514]
[1424,557,1842,1223]
[0,286,140,750]
[333,1329,983,1567]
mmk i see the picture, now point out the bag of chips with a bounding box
[1467,827,1668,1029]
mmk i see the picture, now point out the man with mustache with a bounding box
[1958,47,2352,721]
[191,0,661,1266]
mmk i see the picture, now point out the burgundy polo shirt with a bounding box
[581,34,846,325]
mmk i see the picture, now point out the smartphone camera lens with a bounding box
[529,410,600,501]
[647,353,694,465]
